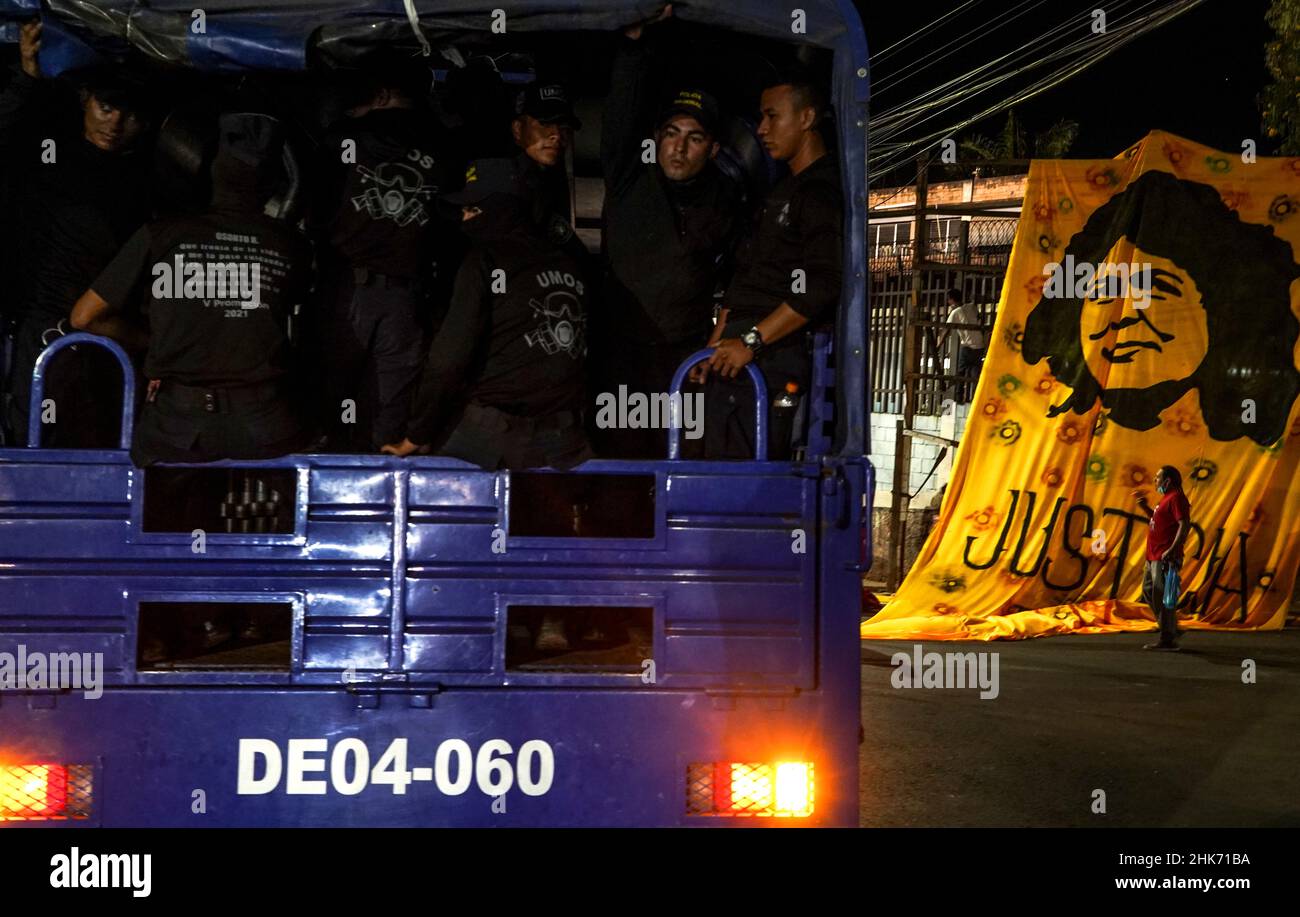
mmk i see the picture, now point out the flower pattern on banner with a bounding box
[1163,141,1192,168]
[1120,463,1150,488]
[1269,194,1297,222]
[1085,454,1109,483]
[1056,419,1085,445]
[929,571,967,594]
[1189,458,1217,483]
[1085,165,1120,190]
[980,397,1010,422]
[1040,466,1065,488]
[1002,322,1025,352]
[1163,409,1201,438]
[993,420,1022,445]
[965,505,1002,532]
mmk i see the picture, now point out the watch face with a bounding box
[742,331,760,347]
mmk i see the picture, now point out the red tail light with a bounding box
[0,763,91,821]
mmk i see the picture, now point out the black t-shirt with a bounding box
[91,209,312,387]
[314,108,463,280]
[406,217,589,444]
[725,153,843,326]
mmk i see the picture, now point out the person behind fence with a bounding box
[697,65,842,459]
[2,20,152,447]
[1132,465,1191,651]
[382,157,592,471]
[69,112,314,466]
[937,287,986,403]
[309,61,463,452]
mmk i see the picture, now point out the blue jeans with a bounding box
[1141,559,1180,645]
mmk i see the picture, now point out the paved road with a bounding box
[859,629,1300,827]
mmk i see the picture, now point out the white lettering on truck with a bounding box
[237,738,555,797]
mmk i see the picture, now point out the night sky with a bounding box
[857,0,1273,161]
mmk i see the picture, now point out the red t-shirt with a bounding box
[1147,489,1191,561]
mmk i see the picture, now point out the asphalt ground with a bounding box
[858,629,1300,827]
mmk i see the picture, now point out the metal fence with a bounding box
[868,217,1017,274]
[868,255,1010,416]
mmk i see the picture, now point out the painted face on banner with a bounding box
[1023,170,1300,445]
[1076,247,1210,392]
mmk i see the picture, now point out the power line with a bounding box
[870,0,988,65]
[873,0,1164,139]
[873,0,1124,126]
[867,0,1205,183]
[872,0,1049,96]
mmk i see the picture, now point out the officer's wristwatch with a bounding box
[740,326,765,356]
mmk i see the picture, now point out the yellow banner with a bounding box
[862,131,1300,640]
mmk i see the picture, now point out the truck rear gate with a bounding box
[0,451,866,826]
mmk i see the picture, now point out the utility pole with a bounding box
[889,154,927,589]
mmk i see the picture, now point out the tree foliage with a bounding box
[937,110,1078,179]
[1261,0,1300,154]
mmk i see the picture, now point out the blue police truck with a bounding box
[0,0,871,827]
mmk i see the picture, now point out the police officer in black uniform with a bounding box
[510,82,586,261]
[1,20,152,447]
[597,12,742,458]
[70,113,313,466]
[700,68,842,459]
[310,62,462,451]
[382,158,591,471]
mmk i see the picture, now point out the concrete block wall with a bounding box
[868,403,972,508]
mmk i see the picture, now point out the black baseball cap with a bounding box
[74,66,151,117]
[515,83,581,130]
[658,88,721,137]
[440,157,527,206]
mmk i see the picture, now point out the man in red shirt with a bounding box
[1133,465,1191,650]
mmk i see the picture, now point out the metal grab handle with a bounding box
[666,348,768,460]
[27,332,136,450]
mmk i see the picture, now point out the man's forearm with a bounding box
[753,303,810,347]
[600,39,651,182]
[85,314,147,354]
